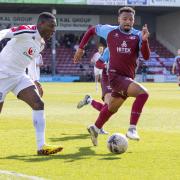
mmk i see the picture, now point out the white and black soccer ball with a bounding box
[107,133,128,154]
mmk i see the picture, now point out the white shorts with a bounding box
[0,73,34,102]
[94,67,103,76]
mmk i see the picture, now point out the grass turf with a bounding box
[0,83,180,180]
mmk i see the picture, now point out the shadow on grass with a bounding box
[1,146,121,163]
[49,133,89,142]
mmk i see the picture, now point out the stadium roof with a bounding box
[0,3,179,15]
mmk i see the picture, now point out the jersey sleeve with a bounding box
[90,53,96,64]
[132,28,150,60]
[0,29,14,41]
[99,47,110,63]
[95,24,117,40]
[131,28,142,49]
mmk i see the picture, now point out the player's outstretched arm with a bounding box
[142,24,149,41]
[172,62,176,74]
[0,29,13,41]
[141,24,150,60]
[73,48,84,64]
[73,26,96,63]
[96,59,106,69]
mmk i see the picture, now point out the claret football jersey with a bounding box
[95,24,142,79]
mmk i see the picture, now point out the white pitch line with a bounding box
[0,170,46,180]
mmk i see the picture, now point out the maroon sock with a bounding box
[95,105,114,129]
[91,100,104,111]
[130,93,149,125]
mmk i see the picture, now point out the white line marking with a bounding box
[0,170,46,180]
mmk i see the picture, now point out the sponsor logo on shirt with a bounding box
[117,41,131,54]
[23,47,36,60]
[114,33,119,38]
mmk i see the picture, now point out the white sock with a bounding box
[87,97,92,104]
[94,125,100,133]
[95,82,98,92]
[33,110,45,150]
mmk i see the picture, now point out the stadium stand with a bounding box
[41,35,174,78]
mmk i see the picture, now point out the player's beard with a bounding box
[120,25,131,33]
[123,25,131,32]
[124,29,131,32]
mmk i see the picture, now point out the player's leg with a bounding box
[13,75,63,155]
[17,86,63,155]
[77,94,104,111]
[0,102,4,113]
[103,92,111,105]
[98,92,111,135]
[87,95,125,146]
[0,76,14,114]
[17,85,44,109]
[87,73,128,146]
[98,72,112,111]
[95,74,99,92]
[126,81,149,140]
[17,86,44,150]
[178,75,180,87]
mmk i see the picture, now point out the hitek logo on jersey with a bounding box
[117,41,131,54]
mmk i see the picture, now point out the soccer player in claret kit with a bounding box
[0,12,63,155]
[77,47,111,134]
[172,49,180,87]
[74,6,150,146]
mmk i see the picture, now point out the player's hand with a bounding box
[73,48,84,63]
[142,24,149,41]
[34,81,43,97]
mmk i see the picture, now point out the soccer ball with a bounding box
[107,133,128,154]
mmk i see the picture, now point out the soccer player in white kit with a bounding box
[91,45,104,91]
[0,12,63,155]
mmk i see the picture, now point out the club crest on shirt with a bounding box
[121,41,127,48]
[23,47,36,60]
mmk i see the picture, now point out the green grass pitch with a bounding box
[0,83,180,180]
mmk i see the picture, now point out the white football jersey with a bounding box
[27,54,43,81]
[91,52,101,65]
[0,25,45,76]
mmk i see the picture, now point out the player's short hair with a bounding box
[98,44,104,48]
[118,7,135,16]
[37,12,56,23]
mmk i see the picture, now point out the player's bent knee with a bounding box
[32,99,44,110]
[138,93,149,102]
[108,105,119,114]
[139,87,148,95]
